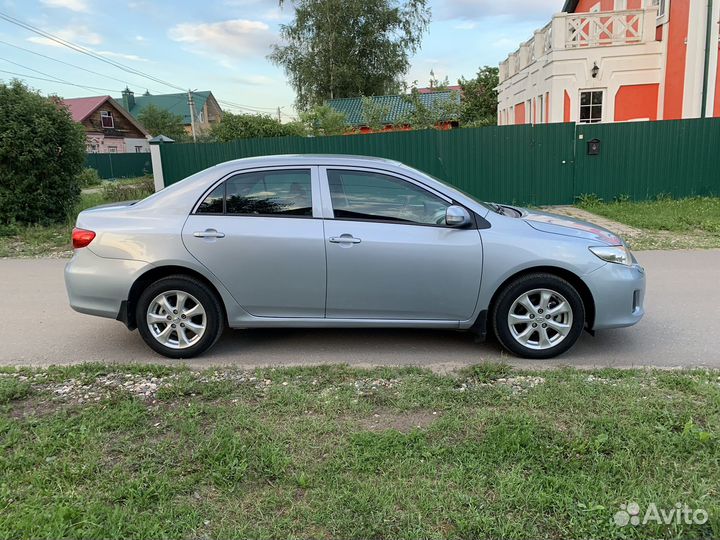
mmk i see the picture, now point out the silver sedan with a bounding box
[65,155,646,359]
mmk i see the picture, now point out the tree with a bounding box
[459,66,499,126]
[361,97,391,131]
[0,81,85,225]
[269,0,430,111]
[210,112,306,142]
[137,104,187,141]
[299,105,347,136]
[398,86,462,130]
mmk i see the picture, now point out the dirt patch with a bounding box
[357,410,439,433]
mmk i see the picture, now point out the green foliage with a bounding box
[100,177,154,202]
[398,87,462,130]
[136,104,187,141]
[76,168,102,188]
[0,81,85,225]
[576,193,604,206]
[270,0,430,110]
[360,97,391,131]
[459,66,499,125]
[209,111,306,142]
[299,105,348,136]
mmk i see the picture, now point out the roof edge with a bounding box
[562,0,579,12]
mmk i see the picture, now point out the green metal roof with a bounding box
[327,92,461,127]
[122,91,212,125]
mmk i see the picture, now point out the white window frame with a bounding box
[651,0,669,24]
[107,146,118,153]
[578,89,605,124]
[100,110,114,129]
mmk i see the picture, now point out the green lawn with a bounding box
[1,363,718,539]
[577,197,720,250]
[0,178,154,258]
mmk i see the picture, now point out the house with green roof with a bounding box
[326,91,461,133]
[120,88,223,135]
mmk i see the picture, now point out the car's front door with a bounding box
[321,167,483,321]
[183,167,326,318]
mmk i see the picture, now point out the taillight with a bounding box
[72,227,96,249]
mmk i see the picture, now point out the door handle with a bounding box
[193,229,225,239]
[329,235,361,244]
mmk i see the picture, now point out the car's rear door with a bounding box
[320,167,483,321]
[182,166,326,318]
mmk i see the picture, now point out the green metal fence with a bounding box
[84,152,153,180]
[159,118,720,205]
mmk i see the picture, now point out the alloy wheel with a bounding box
[146,290,207,350]
[507,288,573,351]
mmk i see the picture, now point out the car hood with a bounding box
[521,209,622,245]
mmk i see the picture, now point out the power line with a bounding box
[0,10,187,92]
[0,39,164,94]
[0,68,119,93]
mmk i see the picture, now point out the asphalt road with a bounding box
[1,250,718,370]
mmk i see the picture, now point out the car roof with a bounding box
[212,154,404,169]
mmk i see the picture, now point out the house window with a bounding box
[100,110,114,128]
[107,146,118,153]
[579,90,603,123]
[135,146,143,153]
[651,0,668,20]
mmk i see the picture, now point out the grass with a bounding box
[1,363,718,539]
[577,196,720,250]
[0,177,154,258]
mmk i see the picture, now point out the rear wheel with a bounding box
[492,273,585,359]
[136,275,224,359]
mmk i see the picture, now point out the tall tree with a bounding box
[270,0,431,111]
[459,66,499,126]
[299,105,347,136]
[137,104,187,141]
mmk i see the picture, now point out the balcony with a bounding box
[499,7,658,82]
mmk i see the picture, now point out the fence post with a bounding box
[148,135,175,192]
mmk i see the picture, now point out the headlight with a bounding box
[589,245,632,266]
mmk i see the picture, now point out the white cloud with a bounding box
[454,21,478,30]
[168,19,276,60]
[96,50,149,62]
[135,35,146,41]
[437,0,559,22]
[39,0,89,12]
[235,74,276,86]
[27,25,102,47]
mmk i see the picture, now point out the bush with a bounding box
[101,177,155,202]
[0,81,86,225]
[77,168,102,188]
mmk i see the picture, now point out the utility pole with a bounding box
[187,90,197,142]
[277,107,282,123]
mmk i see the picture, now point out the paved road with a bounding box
[1,251,718,370]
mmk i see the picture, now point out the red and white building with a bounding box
[497,0,720,125]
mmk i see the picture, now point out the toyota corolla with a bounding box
[65,155,645,359]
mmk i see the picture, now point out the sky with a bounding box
[0,0,560,120]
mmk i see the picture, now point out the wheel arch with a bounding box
[122,265,228,330]
[487,266,596,331]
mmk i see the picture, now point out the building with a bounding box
[60,96,150,153]
[327,92,461,133]
[497,0,720,125]
[121,88,223,135]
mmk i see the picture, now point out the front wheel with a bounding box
[492,273,585,359]
[136,275,224,359]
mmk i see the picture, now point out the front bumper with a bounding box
[65,248,149,320]
[584,261,646,331]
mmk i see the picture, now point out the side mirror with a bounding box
[445,205,472,228]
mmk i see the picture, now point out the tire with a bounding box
[492,273,585,359]
[136,275,224,359]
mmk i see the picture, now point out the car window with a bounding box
[327,169,449,225]
[196,184,224,214]
[197,169,312,217]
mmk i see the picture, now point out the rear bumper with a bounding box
[64,248,149,320]
[585,262,646,330]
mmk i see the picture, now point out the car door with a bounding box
[321,167,483,321]
[182,166,326,318]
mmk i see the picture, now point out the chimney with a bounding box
[121,87,135,111]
